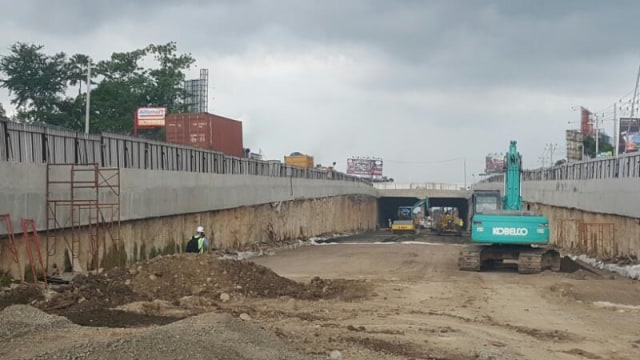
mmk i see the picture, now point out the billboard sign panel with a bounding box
[484,153,504,174]
[346,157,383,178]
[619,117,640,153]
[136,107,167,128]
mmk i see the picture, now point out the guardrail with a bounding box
[0,120,369,184]
[373,182,464,190]
[479,153,640,183]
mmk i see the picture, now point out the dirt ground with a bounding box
[2,231,640,359]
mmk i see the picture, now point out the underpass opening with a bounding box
[378,196,470,230]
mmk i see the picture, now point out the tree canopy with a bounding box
[0,41,196,134]
[583,133,614,158]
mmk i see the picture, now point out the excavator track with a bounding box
[517,251,543,274]
[457,246,482,271]
[458,245,561,274]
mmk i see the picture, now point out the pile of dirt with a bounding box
[31,312,326,360]
[0,304,73,341]
[17,254,371,327]
[127,253,371,303]
[0,285,44,311]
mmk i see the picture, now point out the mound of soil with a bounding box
[0,286,44,311]
[23,254,371,326]
[129,254,371,303]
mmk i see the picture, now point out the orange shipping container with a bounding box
[165,112,244,157]
[284,154,314,168]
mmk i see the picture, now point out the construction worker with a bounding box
[186,226,209,254]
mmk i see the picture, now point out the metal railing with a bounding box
[373,182,464,191]
[0,120,370,184]
[479,153,640,183]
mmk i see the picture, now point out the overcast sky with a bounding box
[1,0,639,184]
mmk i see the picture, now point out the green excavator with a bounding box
[458,141,561,274]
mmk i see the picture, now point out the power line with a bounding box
[383,157,482,165]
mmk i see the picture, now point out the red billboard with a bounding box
[346,157,383,178]
[485,154,505,174]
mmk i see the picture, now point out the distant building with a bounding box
[183,69,209,113]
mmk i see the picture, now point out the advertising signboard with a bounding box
[136,107,167,127]
[484,153,505,174]
[346,157,383,178]
[619,117,640,153]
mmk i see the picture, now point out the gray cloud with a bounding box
[1,0,639,183]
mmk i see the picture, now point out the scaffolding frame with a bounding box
[0,213,22,281]
[46,163,121,272]
[21,219,47,285]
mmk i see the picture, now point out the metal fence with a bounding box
[480,152,640,183]
[373,182,463,191]
[0,120,370,184]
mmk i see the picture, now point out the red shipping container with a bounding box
[165,112,244,157]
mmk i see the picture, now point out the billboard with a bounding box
[346,157,383,178]
[619,117,640,154]
[484,153,505,174]
[136,107,167,128]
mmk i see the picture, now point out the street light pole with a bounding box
[594,115,599,157]
[84,60,91,134]
[463,158,467,189]
[614,103,618,157]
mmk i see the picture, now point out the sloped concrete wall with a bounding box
[0,162,377,236]
[1,194,377,279]
[472,180,640,262]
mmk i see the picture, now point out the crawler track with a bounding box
[458,245,561,274]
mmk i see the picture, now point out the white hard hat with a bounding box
[196,226,204,233]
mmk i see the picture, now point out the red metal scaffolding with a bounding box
[46,163,121,272]
[21,219,47,285]
[0,213,22,281]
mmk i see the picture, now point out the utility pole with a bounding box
[84,60,91,134]
[547,143,558,165]
[594,114,599,157]
[463,158,467,189]
[627,64,640,153]
[614,103,618,157]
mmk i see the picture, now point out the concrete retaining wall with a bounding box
[0,162,377,236]
[473,179,639,219]
[527,202,639,262]
[1,194,378,279]
[473,180,640,262]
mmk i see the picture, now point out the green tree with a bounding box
[145,42,195,113]
[66,54,92,96]
[91,42,195,135]
[583,133,614,158]
[0,41,196,134]
[0,102,7,120]
[0,43,68,124]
